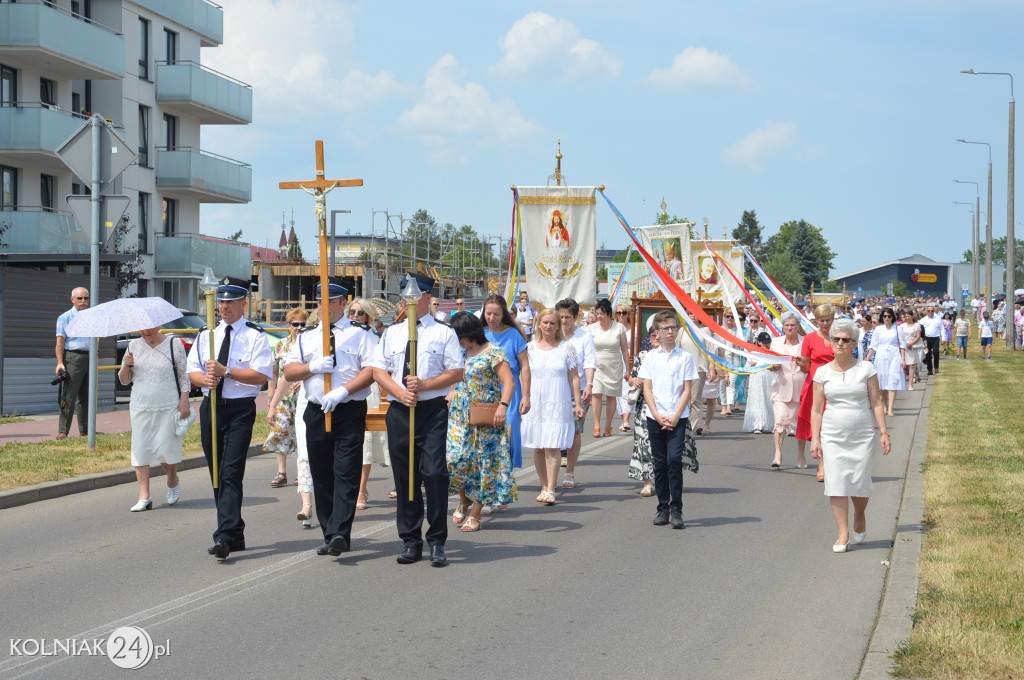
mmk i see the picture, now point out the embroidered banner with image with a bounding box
[637,224,694,290]
[517,186,597,306]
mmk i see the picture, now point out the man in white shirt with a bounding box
[187,277,274,559]
[514,292,535,339]
[639,310,698,529]
[372,279,465,566]
[284,279,376,557]
[555,298,596,486]
[919,305,943,376]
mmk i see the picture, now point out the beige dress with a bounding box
[588,321,626,397]
[769,336,804,435]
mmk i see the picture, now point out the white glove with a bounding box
[320,386,349,412]
[309,355,335,374]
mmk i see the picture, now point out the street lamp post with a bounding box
[954,180,981,296]
[962,69,1015,348]
[958,139,993,299]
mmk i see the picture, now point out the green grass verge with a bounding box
[0,412,271,492]
[890,344,1024,679]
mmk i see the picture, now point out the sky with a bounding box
[198,0,1024,284]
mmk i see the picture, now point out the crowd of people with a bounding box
[92,278,967,561]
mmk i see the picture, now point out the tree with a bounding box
[597,266,608,280]
[108,215,144,297]
[732,209,764,277]
[761,249,804,294]
[962,235,1024,289]
[764,219,836,291]
[612,249,642,263]
[287,234,304,261]
[887,279,910,298]
[228,229,243,241]
[654,211,690,227]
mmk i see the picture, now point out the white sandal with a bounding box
[561,473,576,488]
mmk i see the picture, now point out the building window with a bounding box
[164,29,177,63]
[162,113,177,149]
[137,278,147,297]
[138,191,150,253]
[40,174,55,212]
[138,17,150,80]
[162,280,179,307]
[138,105,150,167]
[40,77,56,106]
[1,165,16,209]
[162,197,177,237]
[1,64,16,107]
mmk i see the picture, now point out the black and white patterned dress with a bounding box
[627,350,653,481]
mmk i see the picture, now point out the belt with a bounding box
[389,396,446,407]
[66,349,89,354]
[203,396,256,404]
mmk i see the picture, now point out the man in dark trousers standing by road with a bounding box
[284,279,376,557]
[54,287,91,439]
[187,277,273,559]
[919,305,943,376]
[372,279,464,566]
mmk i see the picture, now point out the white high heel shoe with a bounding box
[832,541,849,553]
[852,531,866,544]
[130,498,152,512]
[167,484,181,506]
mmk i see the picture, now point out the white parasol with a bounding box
[65,297,183,337]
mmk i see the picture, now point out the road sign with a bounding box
[66,195,130,247]
[56,115,136,186]
[962,285,970,296]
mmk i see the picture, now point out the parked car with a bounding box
[114,310,207,396]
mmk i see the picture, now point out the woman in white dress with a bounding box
[520,309,584,504]
[900,310,922,390]
[118,327,190,512]
[742,332,775,434]
[810,319,891,553]
[613,304,635,432]
[349,299,390,511]
[587,299,629,437]
[866,307,906,417]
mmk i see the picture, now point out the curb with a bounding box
[0,445,267,511]
[859,379,931,679]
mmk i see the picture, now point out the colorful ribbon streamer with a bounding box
[609,243,634,307]
[739,245,815,333]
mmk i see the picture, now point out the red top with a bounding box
[796,331,834,441]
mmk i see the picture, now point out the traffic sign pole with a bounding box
[88,117,101,450]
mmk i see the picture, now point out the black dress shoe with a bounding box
[429,545,447,566]
[315,544,331,556]
[209,541,230,559]
[653,510,670,526]
[396,546,422,564]
[328,535,349,556]
[670,508,685,529]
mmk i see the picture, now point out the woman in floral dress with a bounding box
[446,312,517,532]
[627,326,659,496]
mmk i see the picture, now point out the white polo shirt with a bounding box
[637,344,698,421]
[919,313,943,338]
[186,317,274,399]
[371,313,464,402]
[287,319,377,404]
[567,326,597,387]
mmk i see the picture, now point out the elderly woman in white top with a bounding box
[118,328,191,512]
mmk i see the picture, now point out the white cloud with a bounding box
[205,0,407,117]
[647,47,751,87]
[493,12,621,79]
[400,54,543,158]
[725,120,797,169]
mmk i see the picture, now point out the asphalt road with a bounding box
[0,388,924,680]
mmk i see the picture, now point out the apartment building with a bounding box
[0,0,252,414]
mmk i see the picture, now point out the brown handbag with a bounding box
[468,402,499,427]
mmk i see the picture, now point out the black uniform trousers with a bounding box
[200,397,256,546]
[303,399,367,544]
[386,397,450,550]
[924,335,941,373]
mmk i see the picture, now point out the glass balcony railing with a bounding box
[0,1,124,80]
[154,233,251,280]
[0,208,86,255]
[156,147,252,203]
[0,103,85,155]
[132,0,223,47]
[156,61,252,124]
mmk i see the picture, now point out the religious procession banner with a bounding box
[517,185,597,306]
[691,239,745,303]
[637,224,693,291]
[607,261,655,302]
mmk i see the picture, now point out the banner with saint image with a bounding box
[637,224,694,290]
[517,185,597,306]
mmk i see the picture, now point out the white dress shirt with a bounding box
[371,314,464,402]
[919,314,943,338]
[637,344,699,420]
[287,319,377,404]
[567,326,597,386]
[186,317,273,399]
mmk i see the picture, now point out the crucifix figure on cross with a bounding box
[279,140,363,431]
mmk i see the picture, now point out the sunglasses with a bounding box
[831,337,854,344]
[290,321,306,328]
[615,311,628,316]
[348,309,367,318]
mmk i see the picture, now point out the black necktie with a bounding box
[214,324,232,402]
[401,321,422,381]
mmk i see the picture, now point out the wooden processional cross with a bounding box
[279,140,363,431]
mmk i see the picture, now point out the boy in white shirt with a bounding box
[638,310,699,529]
